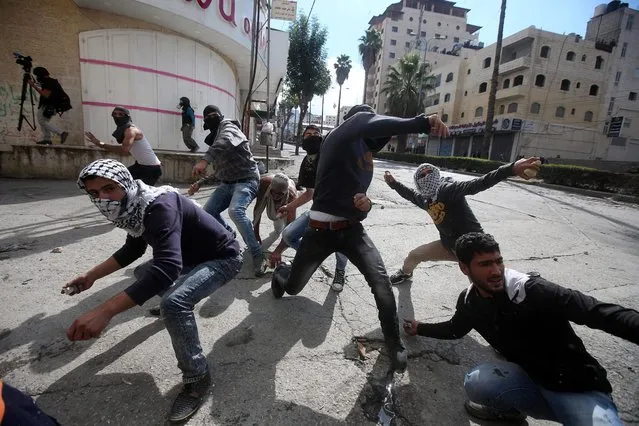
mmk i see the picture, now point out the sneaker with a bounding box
[253,253,267,277]
[330,268,345,292]
[60,131,69,144]
[36,140,52,145]
[390,269,412,285]
[387,340,408,373]
[464,400,526,422]
[168,372,212,423]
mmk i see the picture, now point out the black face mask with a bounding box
[113,116,129,127]
[364,137,391,153]
[203,115,222,132]
[302,135,322,154]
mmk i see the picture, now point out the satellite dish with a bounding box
[451,43,462,54]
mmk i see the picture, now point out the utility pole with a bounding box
[482,0,507,159]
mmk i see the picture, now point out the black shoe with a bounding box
[387,340,408,373]
[168,373,212,423]
[390,269,412,285]
[148,306,161,317]
[331,268,345,292]
[60,132,69,144]
[36,140,52,145]
[464,400,526,422]
[271,262,290,299]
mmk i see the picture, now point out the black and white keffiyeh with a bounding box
[414,163,442,200]
[77,159,178,237]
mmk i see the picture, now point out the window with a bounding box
[570,108,576,115]
[433,98,439,105]
[560,79,571,91]
[530,102,541,114]
[566,51,575,61]
[615,71,621,85]
[608,97,615,115]
[475,107,484,117]
[409,17,413,21]
[499,105,505,114]
[581,54,587,61]
[626,14,634,30]
[589,85,599,96]
[405,41,411,48]
[389,52,395,59]
[584,111,593,122]
[624,118,632,128]
[406,28,413,35]
[454,37,460,43]
[513,75,524,86]
[535,74,545,87]
[555,106,565,118]
[442,113,449,122]
[435,33,441,38]
[595,56,604,69]
[483,57,491,68]
[456,25,460,30]
[479,82,488,93]
[540,46,550,58]
[467,68,471,75]
[437,22,442,26]
[390,39,397,45]
[621,42,628,58]
[392,26,398,32]
[507,103,518,113]
[444,93,451,102]
[423,19,426,24]
[446,72,454,82]
[576,82,580,88]
[630,92,637,101]
[461,112,465,118]
[421,31,426,37]
[503,78,510,89]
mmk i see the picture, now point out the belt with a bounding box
[221,177,256,184]
[309,219,352,231]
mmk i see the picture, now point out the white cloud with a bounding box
[306,56,366,119]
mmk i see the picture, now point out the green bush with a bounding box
[375,152,639,196]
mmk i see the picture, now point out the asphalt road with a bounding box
[0,152,637,425]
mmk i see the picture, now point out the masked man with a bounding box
[84,107,163,185]
[271,105,449,373]
[384,157,541,285]
[178,97,199,152]
[28,67,69,145]
[192,105,266,276]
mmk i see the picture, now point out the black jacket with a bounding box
[416,269,639,393]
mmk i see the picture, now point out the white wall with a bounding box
[79,29,239,152]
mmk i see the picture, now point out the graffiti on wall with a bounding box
[0,82,38,142]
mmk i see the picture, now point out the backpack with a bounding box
[49,79,72,116]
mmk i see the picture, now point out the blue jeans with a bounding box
[464,362,623,425]
[203,180,261,258]
[161,254,243,383]
[281,211,348,271]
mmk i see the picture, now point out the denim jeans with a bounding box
[203,179,261,258]
[161,254,243,383]
[281,222,401,346]
[281,211,348,271]
[37,106,62,140]
[464,362,623,425]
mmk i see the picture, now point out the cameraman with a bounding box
[28,67,68,145]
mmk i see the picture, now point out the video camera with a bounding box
[14,52,33,73]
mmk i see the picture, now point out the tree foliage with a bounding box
[334,54,352,86]
[381,53,436,152]
[286,14,329,153]
[358,28,383,104]
[277,85,299,147]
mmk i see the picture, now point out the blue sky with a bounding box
[271,0,639,116]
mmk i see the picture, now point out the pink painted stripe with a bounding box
[80,58,235,99]
[82,101,204,119]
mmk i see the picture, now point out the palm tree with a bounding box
[358,28,383,105]
[334,54,352,126]
[381,53,436,153]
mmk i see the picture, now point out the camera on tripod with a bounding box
[14,52,33,74]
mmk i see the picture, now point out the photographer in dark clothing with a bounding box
[178,97,199,152]
[28,67,69,145]
[403,232,639,424]
[271,105,450,373]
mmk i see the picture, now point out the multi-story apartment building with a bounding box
[324,115,337,128]
[365,0,482,112]
[339,105,353,124]
[419,1,638,162]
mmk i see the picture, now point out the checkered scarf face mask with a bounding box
[78,159,177,237]
[414,163,442,199]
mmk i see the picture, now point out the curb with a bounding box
[376,158,639,206]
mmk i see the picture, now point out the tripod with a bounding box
[17,72,37,131]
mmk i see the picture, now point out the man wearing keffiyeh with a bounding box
[64,159,242,423]
[383,157,542,285]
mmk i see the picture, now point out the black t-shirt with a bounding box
[297,154,319,189]
[38,77,60,108]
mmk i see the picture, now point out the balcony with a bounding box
[496,85,527,100]
[499,56,531,74]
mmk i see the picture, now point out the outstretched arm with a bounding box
[384,171,429,209]
[348,113,449,140]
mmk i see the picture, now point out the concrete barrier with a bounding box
[0,145,294,183]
